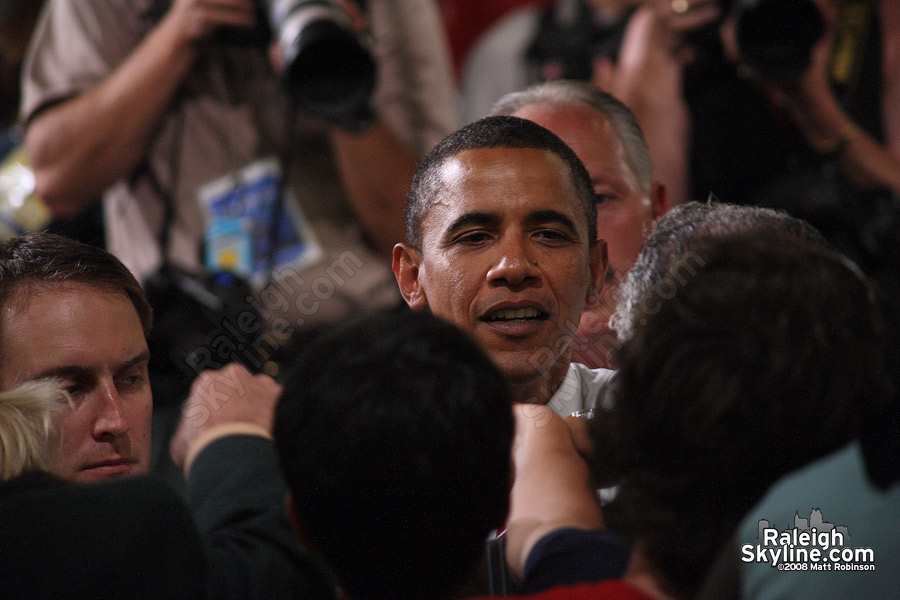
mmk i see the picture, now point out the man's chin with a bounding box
[493,353,565,397]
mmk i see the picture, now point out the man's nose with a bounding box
[93,382,129,439]
[486,237,540,288]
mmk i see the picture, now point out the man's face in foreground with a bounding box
[0,284,152,482]
[394,147,605,389]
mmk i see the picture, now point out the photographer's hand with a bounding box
[614,0,720,206]
[647,0,722,51]
[771,0,900,195]
[163,0,257,45]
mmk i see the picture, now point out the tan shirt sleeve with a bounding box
[20,0,151,125]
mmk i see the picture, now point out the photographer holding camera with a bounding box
[613,0,900,282]
[19,0,456,378]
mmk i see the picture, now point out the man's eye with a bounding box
[535,229,572,243]
[63,384,85,397]
[539,230,563,239]
[458,231,491,244]
[119,374,145,388]
[594,193,615,205]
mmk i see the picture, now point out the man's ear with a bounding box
[650,181,668,219]
[392,243,428,310]
[284,493,318,553]
[587,240,609,304]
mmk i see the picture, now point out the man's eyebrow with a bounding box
[526,210,579,234]
[443,212,500,237]
[32,364,94,382]
[116,352,151,374]
[31,352,151,381]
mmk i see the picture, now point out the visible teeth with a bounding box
[493,307,539,320]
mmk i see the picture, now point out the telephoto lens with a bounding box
[263,0,377,130]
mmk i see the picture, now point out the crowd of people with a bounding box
[0,0,898,599]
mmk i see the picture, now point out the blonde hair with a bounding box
[0,379,71,481]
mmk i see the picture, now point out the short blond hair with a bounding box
[0,379,71,481]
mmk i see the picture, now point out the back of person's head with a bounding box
[489,79,653,194]
[610,201,827,341]
[0,471,206,600]
[274,308,514,600]
[0,379,70,480]
[593,233,892,598]
[405,114,597,250]
[0,234,152,350]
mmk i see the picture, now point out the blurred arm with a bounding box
[504,404,604,581]
[330,121,419,258]
[23,0,256,217]
[329,0,457,258]
[777,0,900,194]
[614,1,721,206]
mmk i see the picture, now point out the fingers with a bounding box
[513,402,558,431]
[512,403,579,460]
[648,0,721,33]
[564,415,596,459]
[170,363,282,471]
[166,0,258,43]
[336,0,368,32]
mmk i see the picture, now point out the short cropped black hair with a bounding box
[274,308,514,600]
[406,115,597,250]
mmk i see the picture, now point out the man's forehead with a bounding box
[424,147,582,223]
[0,284,147,385]
[438,146,570,179]
[3,280,119,308]
[513,102,646,192]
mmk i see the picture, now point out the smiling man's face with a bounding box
[0,284,152,483]
[394,147,605,393]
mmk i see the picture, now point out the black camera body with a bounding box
[148,0,376,130]
[731,0,825,82]
[688,0,825,82]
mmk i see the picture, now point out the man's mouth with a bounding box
[483,307,547,322]
[82,458,137,477]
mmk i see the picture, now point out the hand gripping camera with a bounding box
[149,0,377,130]
[731,0,825,83]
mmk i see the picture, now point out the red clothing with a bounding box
[440,0,554,76]
[472,580,657,600]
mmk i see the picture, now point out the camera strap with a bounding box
[143,95,288,288]
[143,103,184,270]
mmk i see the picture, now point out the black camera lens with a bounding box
[734,0,825,82]
[264,0,377,130]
